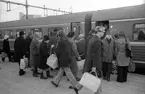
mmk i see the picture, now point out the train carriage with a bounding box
[91,4,145,64]
[0,4,145,65]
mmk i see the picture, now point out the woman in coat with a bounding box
[39,35,52,79]
[115,31,131,82]
[67,31,81,81]
[30,33,40,77]
[3,35,10,61]
[51,30,82,94]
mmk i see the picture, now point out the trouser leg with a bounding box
[123,66,128,82]
[64,67,82,90]
[106,63,111,80]
[102,62,107,78]
[52,68,64,85]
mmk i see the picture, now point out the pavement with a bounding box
[0,62,145,94]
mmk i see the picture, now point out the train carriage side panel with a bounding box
[110,19,145,64]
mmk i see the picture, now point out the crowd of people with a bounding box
[1,26,132,94]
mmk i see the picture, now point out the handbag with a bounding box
[79,71,101,92]
[125,38,131,57]
[46,47,58,69]
[128,59,135,72]
[20,58,26,69]
[46,54,58,69]
[77,59,85,70]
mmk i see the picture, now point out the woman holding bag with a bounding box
[39,35,52,79]
[51,30,82,94]
[115,31,131,82]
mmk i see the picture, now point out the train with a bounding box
[0,4,145,64]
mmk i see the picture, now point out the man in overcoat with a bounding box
[14,31,27,76]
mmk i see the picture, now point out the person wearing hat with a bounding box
[3,35,10,62]
[14,31,27,76]
[39,35,52,79]
[115,31,131,83]
[83,26,105,94]
[102,30,115,81]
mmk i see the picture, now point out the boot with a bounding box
[33,71,39,77]
[40,73,47,79]
[46,71,53,78]
[19,69,25,76]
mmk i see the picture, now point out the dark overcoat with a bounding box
[3,39,10,54]
[39,41,50,70]
[83,35,102,72]
[55,38,72,67]
[14,36,26,63]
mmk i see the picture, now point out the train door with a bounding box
[71,22,81,40]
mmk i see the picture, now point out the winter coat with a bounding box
[115,38,130,66]
[102,38,115,63]
[25,36,32,58]
[55,38,72,67]
[83,35,102,72]
[3,39,10,54]
[76,38,85,57]
[39,41,50,70]
[30,39,40,67]
[14,36,26,62]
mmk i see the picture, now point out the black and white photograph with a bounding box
[0,0,145,94]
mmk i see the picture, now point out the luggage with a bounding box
[20,56,28,69]
[128,59,135,72]
[79,71,101,92]
[46,54,58,69]
[77,59,85,70]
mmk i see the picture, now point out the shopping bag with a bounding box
[128,59,135,72]
[46,54,58,69]
[79,71,101,92]
[24,57,28,68]
[20,58,26,69]
[77,59,85,70]
[4,57,9,62]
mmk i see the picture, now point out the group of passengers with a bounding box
[2,25,132,94]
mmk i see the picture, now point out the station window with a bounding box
[133,23,145,41]
[30,28,43,39]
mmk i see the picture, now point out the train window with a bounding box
[133,23,145,41]
[30,28,43,39]
[48,27,63,37]
[4,30,15,39]
[0,30,5,39]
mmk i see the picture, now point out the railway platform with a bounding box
[0,62,145,94]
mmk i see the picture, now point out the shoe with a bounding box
[73,88,79,94]
[107,78,110,82]
[76,77,80,81]
[19,70,25,76]
[69,86,73,89]
[33,73,39,77]
[51,81,58,87]
[40,73,47,79]
[46,71,53,78]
